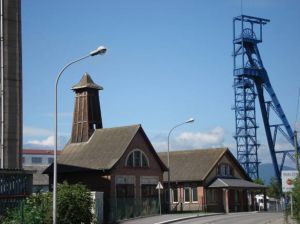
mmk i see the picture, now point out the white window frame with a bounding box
[125,149,149,168]
[184,187,190,203]
[191,186,198,203]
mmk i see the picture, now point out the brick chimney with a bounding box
[70,73,103,143]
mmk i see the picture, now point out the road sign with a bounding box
[282,170,298,193]
[156,181,163,190]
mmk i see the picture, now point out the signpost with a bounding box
[282,170,298,193]
[156,181,164,215]
[282,170,298,221]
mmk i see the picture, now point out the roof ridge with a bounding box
[94,124,141,131]
[158,148,227,154]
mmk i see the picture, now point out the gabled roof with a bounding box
[208,178,266,189]
[56,125,140,170]
[158,148,227,182]
[71,73,103,90]
[45,124,167,173]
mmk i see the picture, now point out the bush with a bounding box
[56,182,94,224]
[2,182,94,224]
[2,193,52,224]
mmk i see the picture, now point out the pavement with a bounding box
[119,212,223,224]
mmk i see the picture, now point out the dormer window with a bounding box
[126,150,149,168]
[218,163,233,177]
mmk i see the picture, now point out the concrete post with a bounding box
[223,188,229,213]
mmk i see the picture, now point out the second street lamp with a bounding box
[53,46,107,224]
[167,118,194,212]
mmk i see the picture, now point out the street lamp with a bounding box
[53,46,107,224]
[167,118,194,212]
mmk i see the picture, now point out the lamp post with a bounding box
[53,46,107,224]
[167,118,194,212]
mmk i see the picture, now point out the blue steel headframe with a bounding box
[232,15,299,182]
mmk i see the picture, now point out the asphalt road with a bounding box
[172,212,286,224]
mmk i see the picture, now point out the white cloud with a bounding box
[25,135,69,150]
[27,136,55,147]
[152,126,225,151]
[176,127,225,149]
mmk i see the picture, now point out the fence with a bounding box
[0,169,32,216]
[109,197,160,222]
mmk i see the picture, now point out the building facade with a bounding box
[23,149,61,193]
[44,74,167,222]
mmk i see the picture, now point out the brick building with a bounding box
[45,74,167,222]
[158,148,266,213]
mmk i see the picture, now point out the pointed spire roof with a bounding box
[71,73,103,90]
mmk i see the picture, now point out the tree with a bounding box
[2,182,94,224]
[292,174,300,222]
[253,178,264,185]
[267,177,281,199]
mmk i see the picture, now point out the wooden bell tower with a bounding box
[70,73,103,143]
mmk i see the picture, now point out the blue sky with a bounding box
[22,0,300,165]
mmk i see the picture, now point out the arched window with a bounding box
[218,163,233,177]
[126,150,149,168]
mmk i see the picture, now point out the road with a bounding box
[172,212,286,224]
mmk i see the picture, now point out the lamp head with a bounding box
[185,118,195,123]
[90,46,107,56]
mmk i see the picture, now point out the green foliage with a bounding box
[292,174,300,223]
[2,192,52,224]
[253,178,264,185]
[2,182,94,224]
[56,182,94,224]
[267,177,281,199]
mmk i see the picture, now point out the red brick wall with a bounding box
[110,130,164,198]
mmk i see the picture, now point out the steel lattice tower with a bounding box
[233,76,259,179]
[233,15,299,182]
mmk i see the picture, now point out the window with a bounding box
[116,184,135,198]
[184,187,190,203]
[31,157,42,164]
[125,150,149,168]
[172,188,178,203]
[127,153,134,167]
[134,151,141,167]
[218,163,233,177]
[48,158,54,164]
[192,187,198,202]
[141,184,157,199]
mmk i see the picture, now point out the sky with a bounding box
[22,0,300,167]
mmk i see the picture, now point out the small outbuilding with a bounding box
[158,148,266,213]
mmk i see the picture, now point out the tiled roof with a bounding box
[208,178,266,189]
[158,148,227,182]
[71,73,103,90]
[44,124,167,172]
